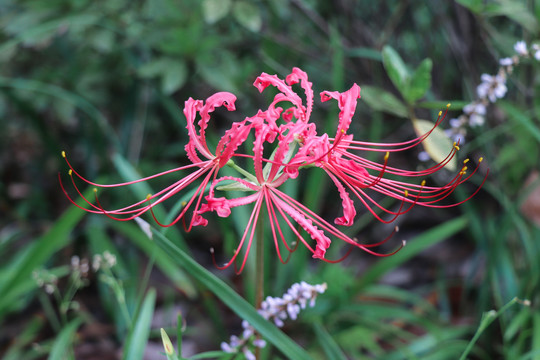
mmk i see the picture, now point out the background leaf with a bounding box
[233,1,262,32]
[382,45,410,97]
[202,0,232,24]
[361,85,408,118]
[123,289,156,360]
[412,118,457,171]
[406,58,432,104]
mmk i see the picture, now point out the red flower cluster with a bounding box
[61,68,486,273]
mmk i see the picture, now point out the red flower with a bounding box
[61,68,486,272]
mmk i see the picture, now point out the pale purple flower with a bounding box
[477,74,507,102]
[499,57,514,66]
[221,282,326,355]
[514,41,528,56]
[533,44,540,61]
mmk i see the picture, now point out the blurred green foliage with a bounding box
[1,0,540,359]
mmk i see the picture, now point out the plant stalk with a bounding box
[255,211,264,359]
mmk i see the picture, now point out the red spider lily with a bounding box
[60,92,252,231]
[60,67,487,273]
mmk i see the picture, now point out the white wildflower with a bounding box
[469,113,485,127]
[71,255,80,269]
[103,251,117,268]
[477,74,507,103]
[463,102,486,116]
[533,44,540,61]
[92,254,102,271]
[449,118,462,128]
[514,41,528,56]
[499,57,514,66]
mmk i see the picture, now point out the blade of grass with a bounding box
[47,317,83,360]
[459,297,522,360]
[123,289,157,360]
[110,221,197,298]
[313,323,348,360]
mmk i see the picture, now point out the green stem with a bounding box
[226,159,258,183]
[255,213,265,308]
[459,297,523,360]
[255,210,265,360]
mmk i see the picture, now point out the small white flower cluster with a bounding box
[92,251,117,271]
[221,281,327,359]
[71,255,90,276]
[443,40,540,146]
[32,269,58,294]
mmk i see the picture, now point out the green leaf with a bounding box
[314,323,348,360]
[406,58,432,104]
[124,289,157,360]
[109,221,197,299]
[412,118,457,171]
[161,61,187,95]
[151,229,313,360]
[381,45,410,96]
[233,1,262,32]
[360,85,408,118]
[48,318,83,360]
[137,58,188,94]
[202,0,232,24]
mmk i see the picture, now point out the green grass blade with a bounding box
[47,318,83,360]
[110,221,197,299]
[313,323,348,360]
[459,297,521,360]
[123,289,157,360]
[151,229,313,360]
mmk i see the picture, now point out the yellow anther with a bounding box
[404,190,409,197]
[438,110,442,116]
[62,151,66,158]
[68,169,73,176]
[462,166,468,171]
[447,103,451,108]
[463,159,469,164]
[421,180,426,186]
[453,143,460,151]
[93,188,98,193]
[181,201,187,207]
[341,129,345,134]
[146,194,152,201]
[384,151,389,161]
[479,157,484,163]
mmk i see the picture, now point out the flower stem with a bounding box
[255,210,264,359]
